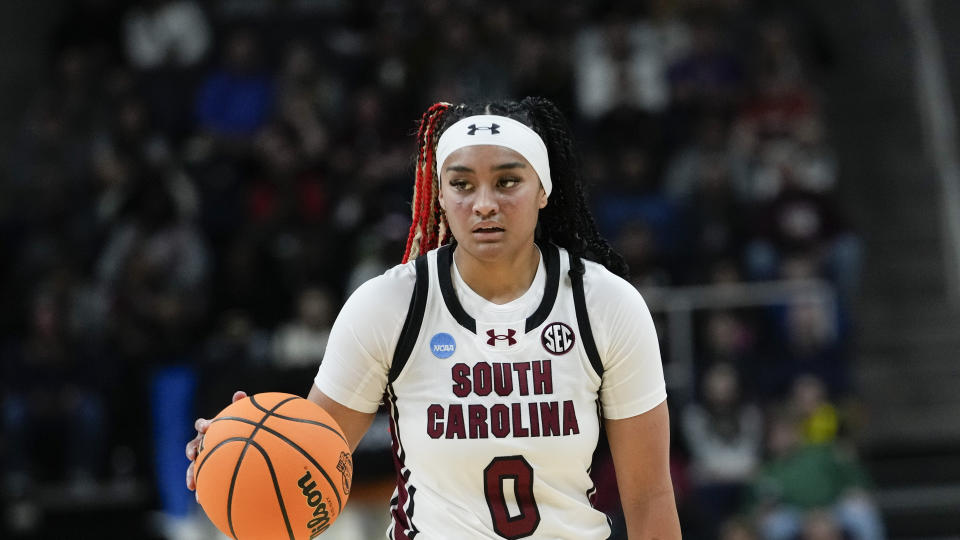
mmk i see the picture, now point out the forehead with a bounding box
[439,145,530,174]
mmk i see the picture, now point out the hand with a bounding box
[186,390,247,495]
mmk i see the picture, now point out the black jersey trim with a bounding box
[525,243,560,333]
[436,244,476,333]
[389,255,430,384]
[437,243,561,335]
[569,253,604,379]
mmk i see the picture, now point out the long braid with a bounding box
[403,102,450,263]
[521,97,629,278]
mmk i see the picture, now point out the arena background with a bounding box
[1,1,958,538]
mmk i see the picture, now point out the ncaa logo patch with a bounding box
[541,322,575,355]
[430,333,456,359]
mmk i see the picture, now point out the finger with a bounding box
[186,438,199,461]
[186,461,196,491]
[232,390,247,403]
[195,417,210,434]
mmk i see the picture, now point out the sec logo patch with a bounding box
[541,322,575,355]
[430,332,456,359]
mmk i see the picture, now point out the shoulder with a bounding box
[354,259,416,297]
[337,259,417,324]
[579,257,648,310]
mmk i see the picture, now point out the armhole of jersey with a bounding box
[569,252,604,379]
[389,255,429,384]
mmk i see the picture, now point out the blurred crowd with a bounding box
[0,0,882,538]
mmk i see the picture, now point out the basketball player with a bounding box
[187,97,681,538]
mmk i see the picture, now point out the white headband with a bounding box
[436,115,552,197]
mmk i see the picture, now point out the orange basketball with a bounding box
[193,392,352,539]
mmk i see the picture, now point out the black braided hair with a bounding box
[434,97,629,279]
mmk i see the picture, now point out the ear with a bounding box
[438,183,446,211]
[537,186,548,209]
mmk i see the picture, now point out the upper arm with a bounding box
[605,401,674,500]
[309,264,414,450]
[585,266,666,419]
[605,401,681,537]
[313,265,414,414]
[307,384,376,452]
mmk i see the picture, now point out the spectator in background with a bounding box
[345,212,411,294]
[698,310,760,392]
[791,116,839,195]
[203,309,270,369]
[667,15,744,136]
[676,153,750,282]
[423,14,511,103]
[574,9,691,118]
[2,280,109,495]
[274,40,333,162]
[745,157,862,300]
[663,114,748,201]
[789,375,841,445]
[765,261,851,398]
[748,411,884,540]
[123,0,212,139]
[682,362,763,536]
[195,28,273,138]
[272,286,335,368]
[614,220,671,288]
[719,517,759,540]
[96,175,208,362]
[122,0,211,70]
[801,509,845,540]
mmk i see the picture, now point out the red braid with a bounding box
[403,102,450,263]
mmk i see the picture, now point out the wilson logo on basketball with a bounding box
[297,470,331,538]
[542,322,575,355]
[336,452,352,496]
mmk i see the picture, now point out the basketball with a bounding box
[193,393,353,539]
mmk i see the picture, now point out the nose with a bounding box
[472,185,498,217]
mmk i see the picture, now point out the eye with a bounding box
[497,176,521,188]
[449,179,471,191]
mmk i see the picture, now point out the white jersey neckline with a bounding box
[450,246,546,323]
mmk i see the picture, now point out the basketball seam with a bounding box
[211,414,344,513]
[245,399,348,445]
[198,436,296,540]
[227,396,299,540]
[251,395,344,512]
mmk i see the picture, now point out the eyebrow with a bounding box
[444,162,528,174]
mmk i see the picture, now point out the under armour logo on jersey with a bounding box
[486,328,517,346]
[467,123,500,135]
[542,322,575,355]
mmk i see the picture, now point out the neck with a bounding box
[453,243,541,304]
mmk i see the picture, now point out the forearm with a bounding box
[606,402,682,539]
[621,486,682,539]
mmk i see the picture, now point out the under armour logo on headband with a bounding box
[467,123,500,135]
[437,114,552,196]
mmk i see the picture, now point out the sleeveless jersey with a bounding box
[385,244,610,540]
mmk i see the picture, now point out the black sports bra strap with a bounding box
[569,253,604,379]
[389,255,430,384]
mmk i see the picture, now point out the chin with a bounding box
[459,239,513,261]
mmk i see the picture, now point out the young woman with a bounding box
[187,97,681,538]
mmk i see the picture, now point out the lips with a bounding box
[472,222,504,233]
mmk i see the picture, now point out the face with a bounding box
[438,145,548,263]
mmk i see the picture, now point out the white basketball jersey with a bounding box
[384,244,610,540]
